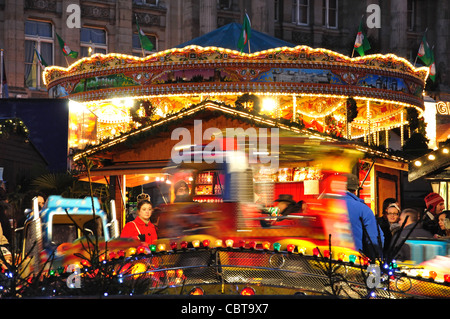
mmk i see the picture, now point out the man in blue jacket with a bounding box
[344,174,384,260]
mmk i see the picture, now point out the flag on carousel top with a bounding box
[56,33,78,59]
[136,17,154,52]
[428,48,436,82]
[34,48,48,68]
[417,32,433,66]
[237,12,252,53]
[354,18,371,57]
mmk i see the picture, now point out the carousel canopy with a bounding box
[42,24,429,152]
[175,22,295,53]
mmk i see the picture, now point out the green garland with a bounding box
[0,118,29,139]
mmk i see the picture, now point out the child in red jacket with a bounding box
[121,199,157,245]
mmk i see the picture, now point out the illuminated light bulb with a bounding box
[239,240,246,248]
[180,241,188,249]
[323,250,330,258]
[428,154,436,160]
[117,250,125,258]
[249,241,257,249]
[287,244,295,253]
[157,243,166,251]
[349,255,357,263]
[443,148,449,154]
[214,239,223,248]
[225,239,234,248]
[128,247,137,255]
[189,287,204,295]
[170,242,178,250]
[149,245,156,252]
[202,239,210,248]
[99,254,106,262]
[137,245,147,254]
[414,160,422,167]
[81,259,90,267]
[338,253,345,261]
[273,242,281,252]
[262,241,271,250]
[298,247,306,255]
[240,287,256,296]
[176,269,184,278]
[192,240,200,248]
[312,248,320,257]
[444,274,450,283]
[429,271,437,280]
[109,251,116,259]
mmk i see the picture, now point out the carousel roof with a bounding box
[42,24,430,151]
[175,22,295,53]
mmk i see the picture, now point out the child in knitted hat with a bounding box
[423,192,445,234]
[424,192,445,215]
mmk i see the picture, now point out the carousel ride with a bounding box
[37,27,450,299]
[42,35,429,154]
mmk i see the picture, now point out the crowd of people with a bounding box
[0,174,449,264]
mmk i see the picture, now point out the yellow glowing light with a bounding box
[130,263,147,275]
[262,97,277,113]
[428,154,436,160]
[414,160,422,167]
[443,148,449,154]
[192,240,201,248]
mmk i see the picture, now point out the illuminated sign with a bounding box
[437,101,450,115]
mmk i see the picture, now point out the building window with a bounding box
[407,0,416,31]
[25,20,53,89]
[217,0,232,10]
[132,32,157,56]
[80,27,107,57]
[134,0,159,5]
[322,0,338,29]
[292,0,309,25]
[274,0,280,21]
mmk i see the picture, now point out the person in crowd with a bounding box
[377,198,401,250]
[392,208,434,261]
[435,210,450,239]
[273,194,301,216]
[344,174,384,259]
[422,192,445,234]
[0,188,12,267]
[121,199,157,245]
[173,180,192,203]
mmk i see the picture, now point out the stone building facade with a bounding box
[0,0,448,102]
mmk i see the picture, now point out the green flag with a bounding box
[237,12,251,53]
[34,48,48,68]
[428,49,436,82]
[417,33,433,66]
[136,18,154,52]
[354,19,371,57]
[56,33,78,58]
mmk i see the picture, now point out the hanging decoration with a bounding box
[130,100,155,125]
